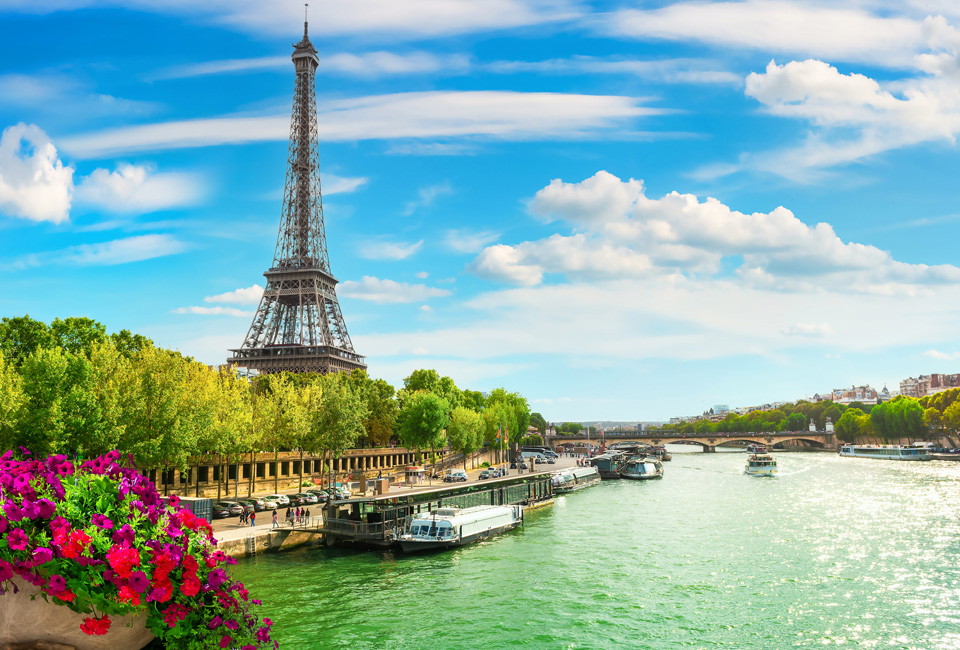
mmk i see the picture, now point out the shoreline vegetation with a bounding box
[0,315,531,498]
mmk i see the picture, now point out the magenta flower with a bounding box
[48,574,66,592]
[220,635,232,648]
[91,514,114,530]
[128,570,149,593]
[208,615,223,629]
[0,560,12,582]
[32,547,53,565]
[35,498,56,519]
[6,528,28,551]
[3,502,23,523]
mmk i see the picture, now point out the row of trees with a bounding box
[0,316,531,493]
[646,390,960,443]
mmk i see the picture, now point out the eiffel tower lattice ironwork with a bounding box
[227,18,365,375]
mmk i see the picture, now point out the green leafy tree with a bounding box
[446,407,484,468]
[0,315,55,365]
[782,413,807,432]
[109,329,154,357]
[49,317,107,355]
[943,400,960,434]
[348,369,398,447]
[398,391,450,468]
[835,408,863,442]
[461,389,486,411]
[529,412,547,434]
[0,353,24,450]
[313,372,367,487]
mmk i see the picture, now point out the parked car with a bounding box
[295,492,319,505]
[444,469,468,482]
[216,501,243,517]
[259,499,278,510]
[306,489,330,503]
[479,470,491,480]
[326,486,351,500]
[264,494,290,507]
[510,459,527,470]
[489,468,504,478]
[247,498,267,511]
[237,500,255,514]
[212,503,234,519]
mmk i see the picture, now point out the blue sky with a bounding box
[2,0,960,421]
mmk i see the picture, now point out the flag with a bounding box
[496,426,501,441]
[505,425,509,443]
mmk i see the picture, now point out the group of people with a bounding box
[272,506,311,528]
[240,509,257,526]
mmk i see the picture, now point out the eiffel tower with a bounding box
[227,17,365,375]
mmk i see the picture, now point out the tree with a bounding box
[348,370,398,447]
[461,389,486,411]
[313,372,367,488]
[446,407,484,468]
[0,353,24,450]
[923,407,944,439]
[835,408,863,442]
[49,317,107,355]
[109,329,154,357]
[0,315,55,365]
[782,413,807,432]
[398,391,450,468]
[529,412,547,434]
[944,400,960,434]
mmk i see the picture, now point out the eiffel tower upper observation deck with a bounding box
[227,18,365,375]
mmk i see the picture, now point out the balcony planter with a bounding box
[0,579,153,650]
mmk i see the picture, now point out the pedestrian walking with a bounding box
[272,510,279,529]
[295,507,301,524]
[249,511,256,527]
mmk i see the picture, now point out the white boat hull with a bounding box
[744,466,778,476]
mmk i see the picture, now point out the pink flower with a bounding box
[219,635,232,648]
[6,528,28,551]
[47,574,66,592]
[31,547,53,566]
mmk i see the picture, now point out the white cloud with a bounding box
[204,284,264,305]
[487,56,740,84]
[420,305,432,311]
[445,229,501,254]
[356,276,960,365]
[60,91,663,158]
[781,323,832,337]
[7,234,188,269]
[339,276,452,303]
[323,174,368,195]
[153,51,471,80]
[403,182,452,215]
[0,73,158,118]
[16,0,579,40]
[415,271,429,279]
[0,123,74,223]
[705,43,960,180]
[922,349,960,360]
[358,239,423,261]
[604,1,926,68]
[171,306,254,317]
[75,163,204,214]
[471,171,960,290]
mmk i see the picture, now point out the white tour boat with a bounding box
[838,445,932,461]
[620,456,664,480]
[744,452,778,476]
[551,466,601,493]
[398,505,522,553]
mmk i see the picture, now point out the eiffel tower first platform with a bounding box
[227,19,365,375]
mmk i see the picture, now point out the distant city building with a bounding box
[878,385,893,402]
[713,404,730,415]
[831,385,879,405]
[899,373,960,398]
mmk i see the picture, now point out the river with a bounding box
[231,446,960,649]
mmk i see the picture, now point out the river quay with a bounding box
[213,457,571,558]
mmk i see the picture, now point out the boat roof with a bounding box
[411,505,515,525]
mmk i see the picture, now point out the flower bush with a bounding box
[0,449,277,649]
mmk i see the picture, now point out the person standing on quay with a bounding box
[272,510,279,529]
[250,510,256,527]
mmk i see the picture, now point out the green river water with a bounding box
[231,447,960,649]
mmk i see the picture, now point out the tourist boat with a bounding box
[551,466,601,493]
[397,505,522,553]
[744,453,778,476]
[838,445,932,461]
[620,456,663,480]
[745,443,767,454]
[647,445,672,462]
[590,451,628,479]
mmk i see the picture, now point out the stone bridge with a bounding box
[547,431,836,452]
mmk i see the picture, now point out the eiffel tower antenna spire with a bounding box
[227,17,366,376]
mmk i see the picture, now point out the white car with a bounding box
[259,499,278,510]
[264,494,290,507]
